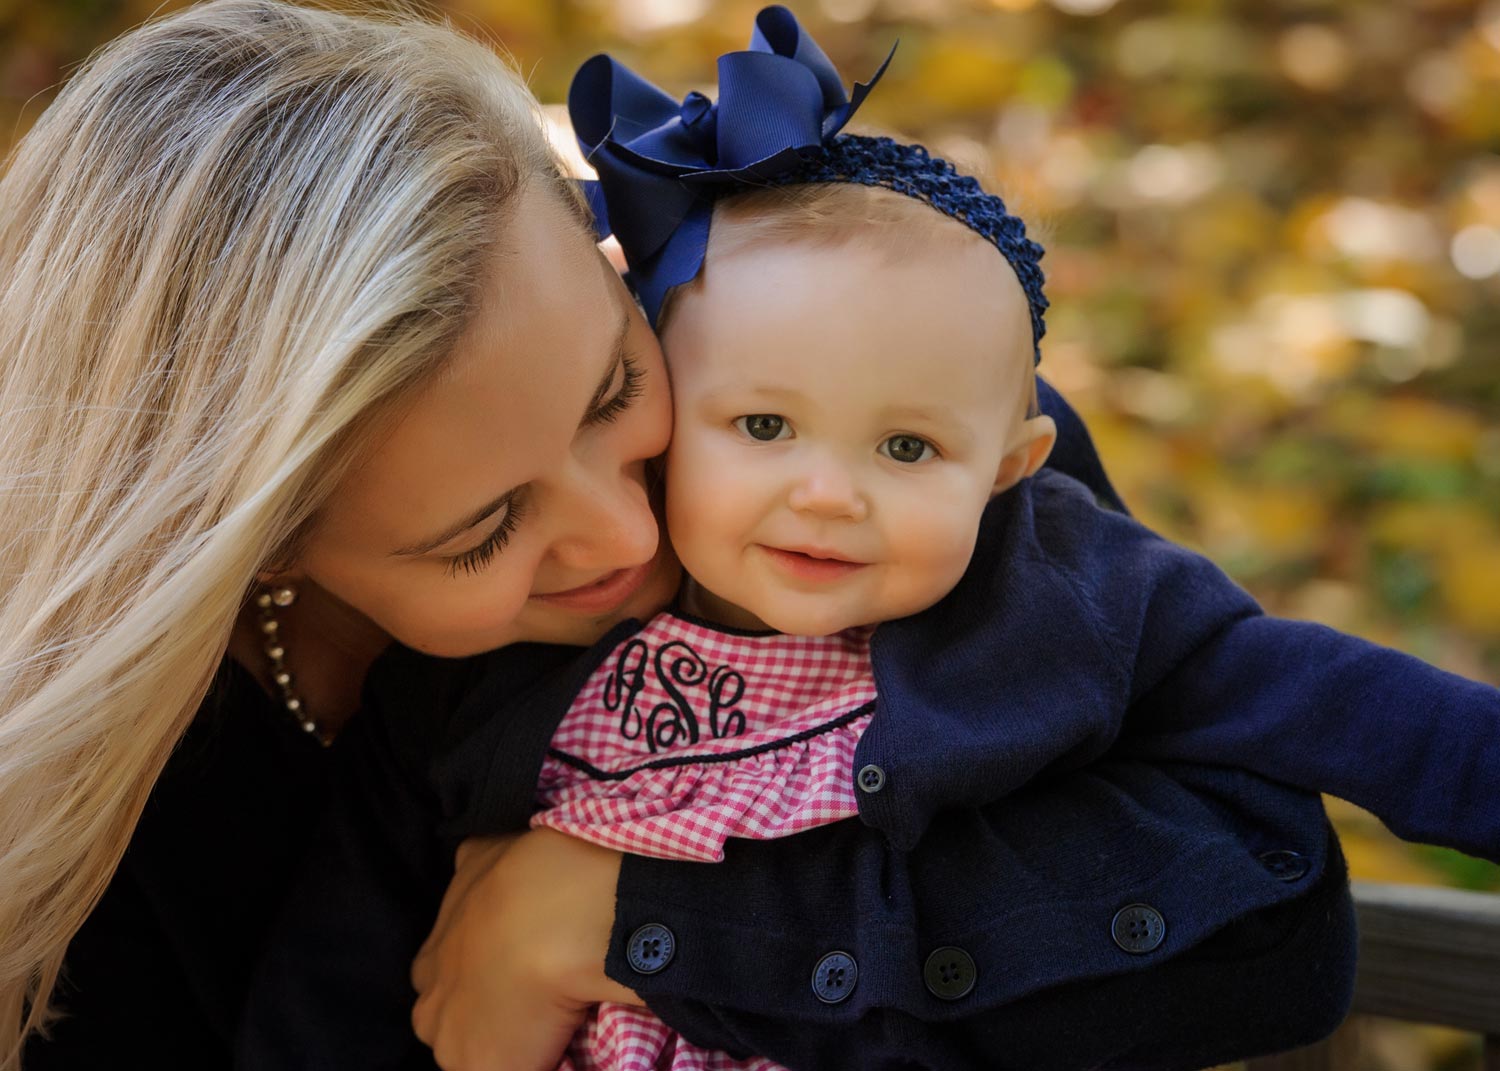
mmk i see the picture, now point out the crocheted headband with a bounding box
[568,5,1048,363]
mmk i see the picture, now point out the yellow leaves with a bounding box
[1340,836,1452,887]
[1438,544,1500,634]
[1177,192,1278,271]
[1367,502,1500,638]
[907,37,1019,115]
[1369,500,1492,552]
[1209,293,1361,400]
[443,0,556,35]
[1198,481,1332,562]
[1329,395,1485,464]
[1014,55,1075,110]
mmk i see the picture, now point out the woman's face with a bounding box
[293,182,680,657]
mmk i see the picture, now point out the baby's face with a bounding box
[660,231,1040,636]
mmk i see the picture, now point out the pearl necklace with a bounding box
[254,585,333,747]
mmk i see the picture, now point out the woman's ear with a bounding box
[255,561,306,589]
[993,414,1057,495]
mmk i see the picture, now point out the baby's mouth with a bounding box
[759,545,869,581]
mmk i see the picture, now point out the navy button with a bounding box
[811,951,858,1004]
[923,946,976,1000]
[1111,904,1166,954]
[626,923,675,975]
[1258,849,1310,882]
[856,764,886,793]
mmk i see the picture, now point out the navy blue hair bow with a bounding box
[569,5,892,323]
[569,6,1048,360]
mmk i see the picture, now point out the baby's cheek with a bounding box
[664,438,743,570]
[896,517,983,612]
[663,465,706,552]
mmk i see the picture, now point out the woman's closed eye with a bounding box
[880,434,937,464]
[442,355,645,579]
[444,492,527,578]
[734,414,791,442]
[585,353,644,426]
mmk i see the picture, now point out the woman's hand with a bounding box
[410,829,643,1071]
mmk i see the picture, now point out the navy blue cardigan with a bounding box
[240,451,1500,1070]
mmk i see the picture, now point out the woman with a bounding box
[2,2,677,1065]
[4,4,1352,1070]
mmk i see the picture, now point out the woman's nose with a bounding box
[787,457,869,522]
[548,460,660,570]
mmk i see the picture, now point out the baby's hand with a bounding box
[410,830,643,1070]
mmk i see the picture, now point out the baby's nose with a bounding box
[787,461,869,522]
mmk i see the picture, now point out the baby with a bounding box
[247,9,1498,1071]
[528,180,1066,1071]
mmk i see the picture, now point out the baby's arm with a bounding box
[1122,610,1500,860]
[1077,503,1500,861]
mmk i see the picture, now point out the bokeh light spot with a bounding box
[1277,24,1353,91]
[1451,224,1500,278]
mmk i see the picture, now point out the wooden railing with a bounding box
[1245,881,1500,1071]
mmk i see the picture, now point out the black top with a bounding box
[25,659,330,1069]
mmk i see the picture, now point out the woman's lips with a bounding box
[530,560,653,614]
[760,546,869,583]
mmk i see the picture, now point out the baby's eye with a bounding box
[734,414,790,442]
[881,434,936,464]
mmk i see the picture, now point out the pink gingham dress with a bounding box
[531,611,878,1071]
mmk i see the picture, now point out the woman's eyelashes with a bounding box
[444,494,527,578]
[585,353,644,426]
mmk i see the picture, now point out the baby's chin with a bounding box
[750,589,953,637]
[747,601,880,638]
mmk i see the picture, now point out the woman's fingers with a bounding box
[408,829,643,1069]
[413,835,518,994]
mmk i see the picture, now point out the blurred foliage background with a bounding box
[3,0,1498,1065]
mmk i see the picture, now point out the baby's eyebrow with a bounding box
[692,384,805,411]
[880,405,976,451]
[881,403,959,426]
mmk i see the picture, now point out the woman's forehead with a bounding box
[318,188,620,554]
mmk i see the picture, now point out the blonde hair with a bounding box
[0,1,575,1061]
[667,181,1041,416]
[710,180,973,261]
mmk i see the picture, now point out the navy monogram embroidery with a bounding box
[603,639,649,742]
[602,637,748,753]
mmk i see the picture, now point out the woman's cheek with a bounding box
[393,568,535,655]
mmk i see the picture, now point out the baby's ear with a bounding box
[992,414,1057,495]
